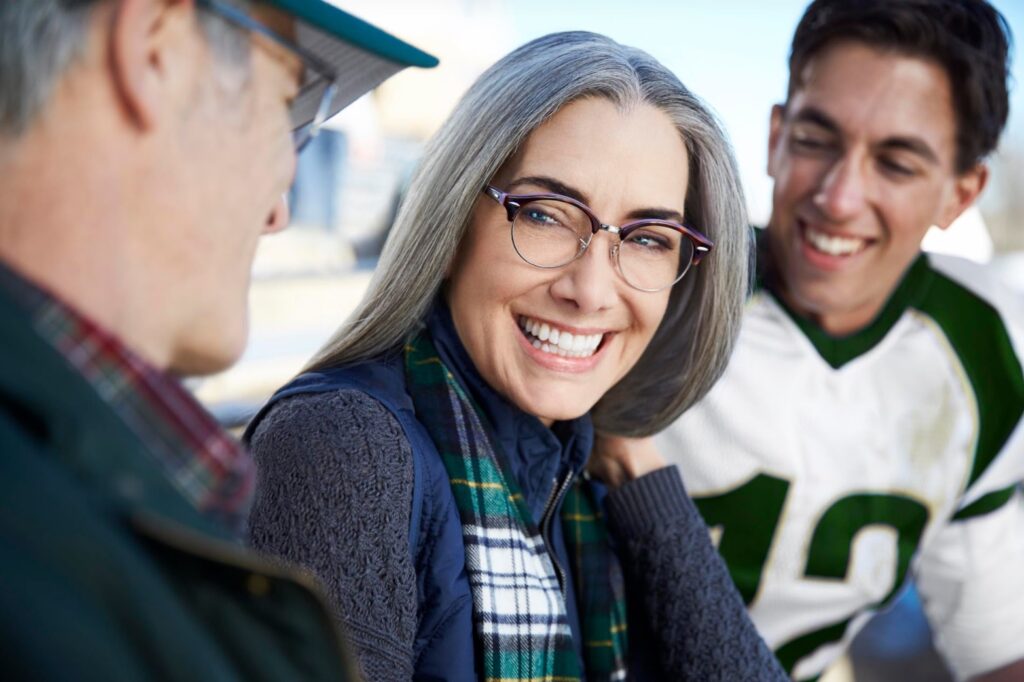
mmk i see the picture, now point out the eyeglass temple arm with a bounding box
[690,237,712,265]
[484,186,521,222]
[198,0,337,80]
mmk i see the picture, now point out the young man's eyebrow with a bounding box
[877,137,941,165]
[788,106,841,133]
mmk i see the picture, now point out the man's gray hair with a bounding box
[308,31,750,436]
[0,0,251,138]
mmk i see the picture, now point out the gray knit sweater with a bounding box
[247,389,787,681]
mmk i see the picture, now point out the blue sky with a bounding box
[510,0,1024,223]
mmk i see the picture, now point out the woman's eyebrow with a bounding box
[625,208,685,223]
[507,175,589,204]
[509,175,685,223]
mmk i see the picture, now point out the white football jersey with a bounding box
[658,253,1024,681]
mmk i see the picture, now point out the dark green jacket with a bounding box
[0,284,358,681]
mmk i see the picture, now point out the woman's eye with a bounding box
[625,231,673,251]
[522,208,561,226]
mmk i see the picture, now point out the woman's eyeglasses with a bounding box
[483,186,713,292]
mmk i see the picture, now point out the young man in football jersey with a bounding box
[601,0,1023,680]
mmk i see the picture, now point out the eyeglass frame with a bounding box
[195,0,339,153]
[482,185,713,292]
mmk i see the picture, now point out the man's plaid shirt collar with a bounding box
[0,261,254,535]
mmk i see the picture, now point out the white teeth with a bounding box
[805,227,866,256]
[517,315,605,360]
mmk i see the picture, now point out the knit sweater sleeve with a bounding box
[604,466,788,681]
[246,390,417,682]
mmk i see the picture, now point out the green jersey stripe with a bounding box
[951,484,1019,521]
[917,264,1024,493]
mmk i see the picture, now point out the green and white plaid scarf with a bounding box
[405,332,628,681]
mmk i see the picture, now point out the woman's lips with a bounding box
[518,315,604,357]
[515,314,610,373]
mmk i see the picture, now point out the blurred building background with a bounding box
[192,2,1024,680]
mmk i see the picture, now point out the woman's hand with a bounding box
[589,434,668,489]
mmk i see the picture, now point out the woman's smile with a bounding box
[515,313,613,373]
[518,315,606,358]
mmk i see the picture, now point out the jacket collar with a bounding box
[427,301,592,520]
[0,263,233,541]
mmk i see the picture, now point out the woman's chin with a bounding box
[514,391,597,427]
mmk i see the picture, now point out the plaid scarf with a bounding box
[0,262,254,535]
[405,331,627,681]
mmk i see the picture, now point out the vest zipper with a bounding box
[540,468,575,595]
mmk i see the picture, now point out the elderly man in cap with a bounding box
[0,0,434,678]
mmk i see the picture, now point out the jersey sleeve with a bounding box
[915,487,1024,680]
[917,258,1024,678]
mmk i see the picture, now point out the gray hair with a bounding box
[0,0,251,138]
[309,31,750,436]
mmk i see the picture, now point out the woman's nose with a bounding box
[548,233,621,313]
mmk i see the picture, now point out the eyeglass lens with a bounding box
[510,198,695,292]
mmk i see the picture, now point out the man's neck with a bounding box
[758,231,916,338]
[776,290,884,338]
[0,121,173,371]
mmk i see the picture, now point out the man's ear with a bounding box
[935,163,988,230]
[767,104,785,179]
[109,0,196,130]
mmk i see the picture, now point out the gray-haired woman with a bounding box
[245,31,786,681]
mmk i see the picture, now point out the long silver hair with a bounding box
[308,31,750,436]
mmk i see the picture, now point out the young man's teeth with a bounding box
[806,228,865,256]
[519,316,603,358]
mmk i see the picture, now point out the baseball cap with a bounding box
[260,0,438,127]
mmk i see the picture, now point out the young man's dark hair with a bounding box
[788,0,1013,172]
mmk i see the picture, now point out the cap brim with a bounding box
[262,0,438,126]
